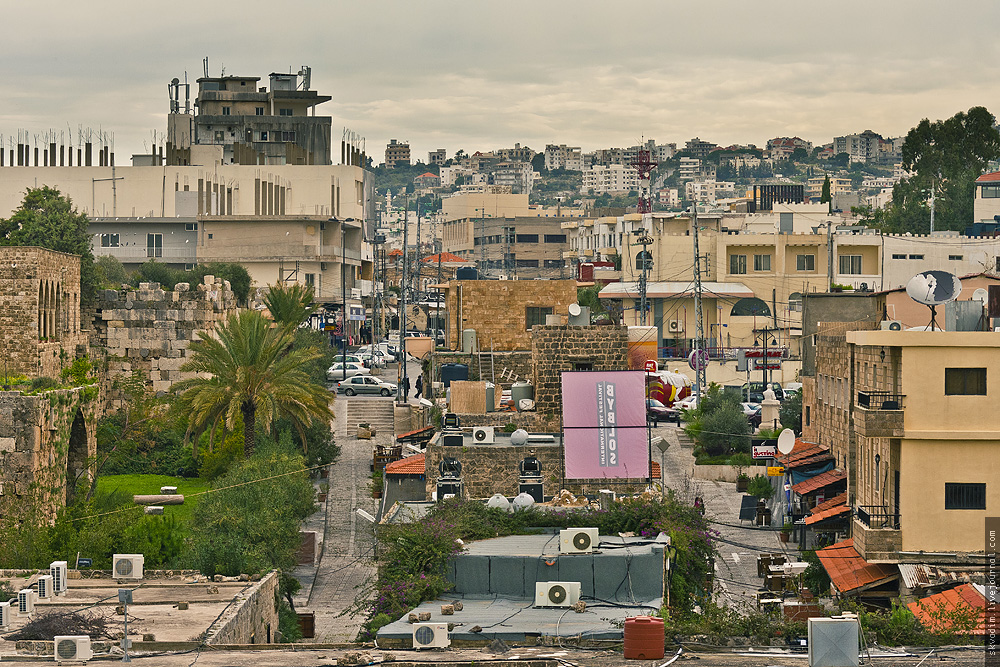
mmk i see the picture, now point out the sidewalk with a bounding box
[654,423,793,610]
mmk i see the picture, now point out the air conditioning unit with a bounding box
[37,574,53,600]
[472,426,495,444]
[113,554,144,580]
[667,320,684,333]
[17,589,34,616]
[808,617,859,667]
[412,622,450,649]
[0,600,10,629]
[560,527,600,554]
[50,561,68,595]
[535,581,582,607]
[880,320,903,331]
[53,636,94,662]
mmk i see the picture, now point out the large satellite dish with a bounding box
[777,428,796,455]
[973,288,989,304]
[905,271,962,306]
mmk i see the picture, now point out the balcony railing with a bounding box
[659,345,794,361]
[856,505,900,529]
[857,391,905,410]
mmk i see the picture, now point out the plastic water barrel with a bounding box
[440,363,469,388]
[511,382,534,409]
[462,329,477,353]
[623,615,664,660]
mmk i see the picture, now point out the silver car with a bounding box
[337,375,398,396]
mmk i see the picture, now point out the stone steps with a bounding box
[343,398,395,431]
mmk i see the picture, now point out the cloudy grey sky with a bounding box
[2,1,999,164]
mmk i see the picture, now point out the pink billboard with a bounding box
[561,371,649,479]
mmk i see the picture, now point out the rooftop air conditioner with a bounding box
[472,426,495,444]
[113,554,144,580]
[17,589,34,616]
[560,527,599,554]
[53,636,94,662]
[36,574,53,600]
[534,581,582,607]
[880,320,902,331]
[0,600,10,629]
[50,561,68,595]
[668,320,684,333]
[412,622,450,649]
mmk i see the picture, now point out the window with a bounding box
[146,233,162,258]
[788,292,803,312]
[892,253,906,260]
[184,263,196,271]
[945,483,986,510]
[796,254,815,271]
[214,130,224,142]
[259,131,268,141]
[184,223,198,231]
[100,233,119,248]
[544,234,567,243]
[221,106,231,116]
[255,107,265,116]
[279,108,293,116]
[805,405,810,426]
[207,233,213,240]
[945,367,987,395]
[526,306,553,329]
[753,254,771,271]
[544,259,564,268]
[729,254,747,275]
[730,297,771,317]
[635,251,653,271]
[909,254,924,260]
[839,254,862,274]
[516,234,538,243]
[982,185,1000,198]
[304,274,315,286]
[949,254,963,261]
[516,259,539,268]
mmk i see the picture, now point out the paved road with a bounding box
[654,423,793,611]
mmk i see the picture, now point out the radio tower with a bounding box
[629,145,658,214]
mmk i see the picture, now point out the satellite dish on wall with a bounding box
[777,428,796,455]
[568,303,582,317]
[905,271,961,331]
[973,288,989,304]
[905,270,962,306]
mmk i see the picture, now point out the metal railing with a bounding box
[659,345,793,361]
[857,391,905,410]
[856,505,900,529]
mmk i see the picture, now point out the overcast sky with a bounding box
[2,1,999,165]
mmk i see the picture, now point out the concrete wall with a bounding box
[206,570,280,645]
[531,325,629,418]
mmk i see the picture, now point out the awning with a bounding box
[792,469,846,495]
[816,539,899,594]
[599,281,754,300]
[811,493,848,515]
[804,505,851,526]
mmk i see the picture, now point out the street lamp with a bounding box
[330,217,349,382]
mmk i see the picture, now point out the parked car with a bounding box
[743,382,784,402]
[746,403,762,429]
[356,352,385,368]
[647,398,680,425]
[674,394,700,413]
[326,362,370,381]
[336,375,398,396]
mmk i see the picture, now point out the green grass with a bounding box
[97,474,212,525]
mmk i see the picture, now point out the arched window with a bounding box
[788,292,803,312]
[635,251,653,271]
[731,297,771,317]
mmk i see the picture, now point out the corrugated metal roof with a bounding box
[898,563,978,591]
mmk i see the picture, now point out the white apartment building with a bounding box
[685,180,736,204]
[544,144,583,171]
[581,164,638,194]
[658,188,681,208]
[678,157,701,182]
[561,213,653,263]
[491,161,534,194]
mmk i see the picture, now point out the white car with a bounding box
[337,375,398,396]
[326,362,370,381]
[674,395,700,412]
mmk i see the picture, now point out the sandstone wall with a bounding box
[205,570,280,645]
[531,325,629,418]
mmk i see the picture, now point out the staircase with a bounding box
[343,397,395,434]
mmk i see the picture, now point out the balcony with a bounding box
[856,505,899,529]
[852,510,902,563]
[854,392,905,438]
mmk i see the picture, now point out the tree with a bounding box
[791,147,808,163]
[820,175,832,206]
[779,390,803,435]
[531,152,546,173]
[263,282,316,328]
[173,309,334,458]
[0,186,98,304]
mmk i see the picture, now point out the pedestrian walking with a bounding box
[403,376,411,399]
[415,375,423,399]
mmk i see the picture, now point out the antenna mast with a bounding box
[692,205,706,397]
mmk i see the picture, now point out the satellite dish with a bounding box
[486,493,511,512]
[973,288,989,304]
[512,493,535,511]
[568,303,582,317]
[905,271,962,306]
[510,429,529,446]
[777,428,795,455]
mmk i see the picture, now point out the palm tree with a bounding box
[174,309,333,458]
[263,282,317,328]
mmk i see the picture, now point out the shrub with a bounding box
[95,255,128,287]
[779,391,803,435]
[747,475,774,499]
[29,376,60,391]
[699,402,750,455]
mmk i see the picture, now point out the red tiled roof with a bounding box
[816,539,899,594]
[385,453,425,476]
[811,492,848,514]
[422,252,468,263]
[804,504,851,525]
[908,584,986,634]
[976,171,1000,183]
[388,249,403,257]
[418,172,439,179]
[651,460,661,478]
[776,439,828,466]
[792,469,846,495]
[785,450,835,470]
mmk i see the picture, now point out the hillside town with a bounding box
[0,58,998,667]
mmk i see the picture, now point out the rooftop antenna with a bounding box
[203,57,209,78]
[905,270,961,331]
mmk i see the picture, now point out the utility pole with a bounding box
[637,235,653,326]
[826,221,834,290]
[399,198,409,402]
[692,206,706,398]
[341,221,347,381]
